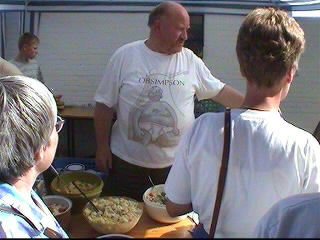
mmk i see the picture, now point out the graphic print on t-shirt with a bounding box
[128,73,183,147]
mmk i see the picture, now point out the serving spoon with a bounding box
[148,175,155,188]
[71,180,101,214]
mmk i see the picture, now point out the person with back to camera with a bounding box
[0,57,22,77]
[0,76,68,238]
[164,7,320,238]
[94,1,244,201]
[10,32,44,83]
[255,192,320,237]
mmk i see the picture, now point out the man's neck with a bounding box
[145,38,171,55]
[242,86,282,111]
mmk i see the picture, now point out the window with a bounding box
[185,14,204,58]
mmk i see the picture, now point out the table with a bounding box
[59,106,94,157]
[67,205,194,238]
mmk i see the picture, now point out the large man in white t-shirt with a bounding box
[94,1,244,201]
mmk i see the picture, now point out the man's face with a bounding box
[159,11,190,55]
[23,41,39,59]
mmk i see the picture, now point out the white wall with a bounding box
[4,12,21,60]
[3,10,320,135]
[203,14,245,93]
[203,14,320,133]
[4,11,32,60]
[282,18,320,133]
[36,12,149,106]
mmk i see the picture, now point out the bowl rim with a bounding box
[143,185,191,223]
[50,171,104,196]
[43,195,72,215]
[64,163,85,171]
[96,234,134,238]
[82,196,143,226]
[143,184,168,210]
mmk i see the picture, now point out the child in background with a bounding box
[10,32,44,83]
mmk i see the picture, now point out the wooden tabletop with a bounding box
[59,106,94,119]
[67,204,194,238]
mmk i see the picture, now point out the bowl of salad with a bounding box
[143,184,188,223]
[43,195,72,230]
[83,196,143,234]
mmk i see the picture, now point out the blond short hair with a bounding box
[236,7,305,87]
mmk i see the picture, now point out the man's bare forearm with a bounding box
[166,199,192,217]
[94,102,114,147]
[212,85,244,108]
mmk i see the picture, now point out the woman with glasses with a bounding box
[0,75,68,238]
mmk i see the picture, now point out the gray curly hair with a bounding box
[236,7,305,88]
[0,76,57,181]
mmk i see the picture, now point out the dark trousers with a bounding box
[109,154,171,201]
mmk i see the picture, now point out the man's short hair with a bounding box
[236,7,305,88]
[148,1,170,27]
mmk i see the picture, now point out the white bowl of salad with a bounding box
[43,195,72,230]
[143,184,188,224]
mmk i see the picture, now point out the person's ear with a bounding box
[153,18,162,31]
[34,145,45,162]
[21,44,28,52]
[287,67,296,84]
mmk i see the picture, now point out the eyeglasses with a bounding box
[56,116,65,133]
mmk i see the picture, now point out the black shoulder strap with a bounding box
[209,108,231,238]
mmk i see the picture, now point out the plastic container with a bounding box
[64,163,85,171]
[52,158,97,172]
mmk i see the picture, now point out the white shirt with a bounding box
[255,192,320,238]
[165,109,320,238]
[94,40,225,168]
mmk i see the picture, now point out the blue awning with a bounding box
[0,1,319,11]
